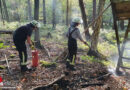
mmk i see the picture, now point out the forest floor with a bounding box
[0,38,130,90]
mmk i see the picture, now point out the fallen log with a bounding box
[0,30,14,34]
[32,74,65,90]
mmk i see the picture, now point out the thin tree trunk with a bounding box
[27,0,32,21]
[52,0,56,30]
[79,0,91,41]
[92,0,96,29]
[34,0,39,20]
[0,0,4,20]
[68,0,72,24]
[88,0,105,57]
[34,0,40,48]
[43,0,46,25]
[66,0,69,26]
[120,20,124,30]
[2,0,9,22]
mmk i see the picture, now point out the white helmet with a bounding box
[72,17,83,24]
[31,20,39,27]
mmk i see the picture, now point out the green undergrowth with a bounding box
[123,62,130,67]
[0,65,6,69]
[98,41,117,57]
[40,60,57,68]
[0,43,9,49]
[81,55,110,66]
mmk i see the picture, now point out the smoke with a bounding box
[107,54,119,76]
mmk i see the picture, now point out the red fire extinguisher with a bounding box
[0,76,3,86]
[32,50,39,67]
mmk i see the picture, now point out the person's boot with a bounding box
[69,64,76,71]
[21,65,28,72]
[66,61,70,69]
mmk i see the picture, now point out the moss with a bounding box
[40,60,57,68]
[9,54,15,58]
[81,55,110,66]
[0,65,5,69]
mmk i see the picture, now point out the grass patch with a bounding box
[0,65,6,69]
[98,41,117,57]
[81,55,110,66]
[0,43,9,49]
[40,60,57,68]
[123,62,130,67]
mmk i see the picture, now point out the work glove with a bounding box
[29,44,35,50]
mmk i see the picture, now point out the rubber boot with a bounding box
[21,65,28,72]
[69,64,76,71]
[66,61,70,69]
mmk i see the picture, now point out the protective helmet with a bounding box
[72,17,83,24]
[31,20,39,27]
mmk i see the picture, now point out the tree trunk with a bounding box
[43,0,46,25]
[68,0,72,24]
[78,0,91,41]
[92,0,96,29]
[88,0,105,57]
[34,0,39,20]
[66,0,69,26]
[27,0,32,21]
[0,0,4,20]
[120,20,124,30]
[2,0,9,22]
[34,0,40,48]
[52,0,56,30]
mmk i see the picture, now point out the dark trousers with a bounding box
[67,38,77,65]
[13,40,27,66]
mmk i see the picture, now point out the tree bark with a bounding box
[88,0,105,57]
[27,0,32,21]
[34,0,39,20]
[68,0,72,24]
[0,0,4,20]
[78,0,91,41]
[52,0,56,30]
[66,0,69,26]
[2,0,9,22]
[43,0,46,25]
[34,0,40,48]
[120,20,124,30]
[92,0,96,29]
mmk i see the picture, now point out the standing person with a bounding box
[66,17,89,70]
[13,20,39,72]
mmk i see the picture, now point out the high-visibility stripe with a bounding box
[70,55,75,65]
[21,52,27,65]
[66,59,70,62]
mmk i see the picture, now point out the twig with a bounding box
[31,74,65,90]
[4,54,12,74]
[81,83,104,88]
[81,73,112,82]
[0,30,14,34]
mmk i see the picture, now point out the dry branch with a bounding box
[32,74,65,90]
[0,30,14,34]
